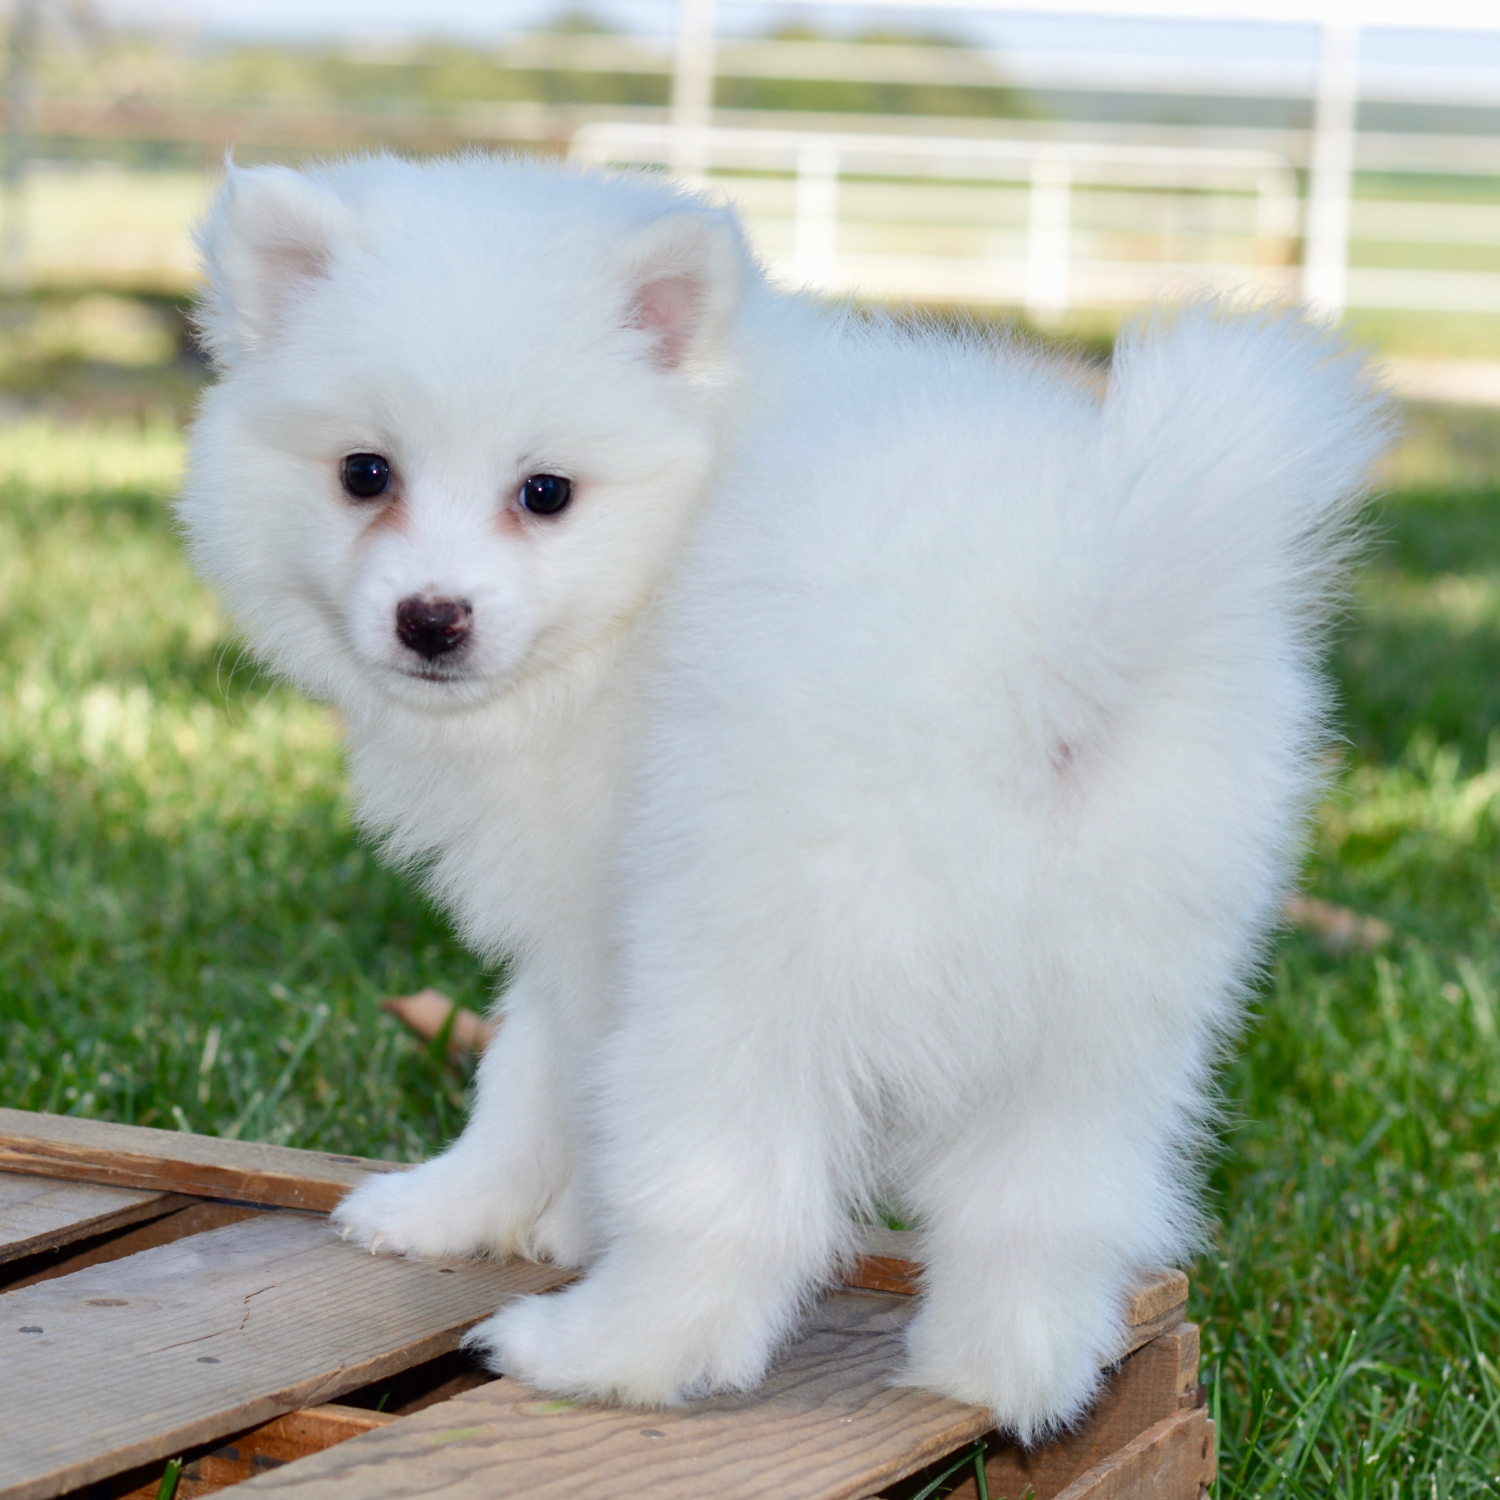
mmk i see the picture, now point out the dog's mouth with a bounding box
[398,660,471,684]
[378,656,501,710]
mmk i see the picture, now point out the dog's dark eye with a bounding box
[519,473,572,516]
[342,453,391,500]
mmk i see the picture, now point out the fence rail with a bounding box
[573,118,1499,318]
[558,4,1500,321]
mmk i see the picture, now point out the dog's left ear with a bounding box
[621,210,747,370]
[195,162,356,367]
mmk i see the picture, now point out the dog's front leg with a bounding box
[468,994,857,1402]
[332,972,587,1266]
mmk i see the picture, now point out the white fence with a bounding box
[573,121,1302,315]
[531,3,1500,319]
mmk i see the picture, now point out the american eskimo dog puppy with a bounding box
[180,153,1388,1441]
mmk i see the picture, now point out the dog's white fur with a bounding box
[180,152,1388,1442]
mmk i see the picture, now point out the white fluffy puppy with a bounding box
[181,152,1388,1442]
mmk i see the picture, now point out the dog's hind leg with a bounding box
[332,971,585,1265]
[894,1071,1196,1445]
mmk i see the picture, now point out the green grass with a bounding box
[1197,406,1500,1497]
[0,405,1497,1495]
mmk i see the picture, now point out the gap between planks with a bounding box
[108,1405,401,1500]
[0,1172,185,1264]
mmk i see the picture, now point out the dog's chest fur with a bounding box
[343,625,653,1001]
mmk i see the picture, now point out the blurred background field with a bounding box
[0,0,1498,358]
[1,1,1499,1497]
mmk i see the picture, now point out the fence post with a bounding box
[794,144,839,288]
[671,0,716,185]
[1026,150,1071,321]
[1302,21,1359,319]
[1256,165,1301,298]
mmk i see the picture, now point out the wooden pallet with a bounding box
[0,1108,1215,1500]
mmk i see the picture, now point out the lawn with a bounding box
[0,399,1497,1497]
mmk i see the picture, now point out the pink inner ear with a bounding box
[264,238,329,284]
[251,236,331,331]
[630,274,702,368]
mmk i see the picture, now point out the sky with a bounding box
[96,0,1500,68]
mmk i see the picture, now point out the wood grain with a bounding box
[0,1105,1194,1500]
[227,1312,1196,1500]
[233,1290,1004,1500]
[0,1209,573,1500]
[0,1109,406,1212]
[0,1172,180,1264]
[1123,1269,1189,1326]
[1054,1406,1215,1500]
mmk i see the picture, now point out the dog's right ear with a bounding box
[195,163,354,367]
[620,210,748,371]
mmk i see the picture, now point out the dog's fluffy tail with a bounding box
[1037,306,1393,751]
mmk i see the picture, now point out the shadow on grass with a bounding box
[1334,484,1500,769]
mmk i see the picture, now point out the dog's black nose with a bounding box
[396,596,472,660]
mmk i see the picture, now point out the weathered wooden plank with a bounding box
[0,1210,572,1500]
[235,1289,995,1500]
[847,1225,921,1295]
[1124,1268,1189,1326]
[0,1200,264,1293]
[936,1325,1201,1500]
[0,1109,405,1212]
[0,1172,181,1264]
[1117,1299,1188,1360]
[230,1308,1195,1500]
[1054,1406,1216,1500]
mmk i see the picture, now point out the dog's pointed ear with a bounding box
[621,210,747,370]
[195,163,354,366]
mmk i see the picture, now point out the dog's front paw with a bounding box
[465,1280,679,1404]
[466,1264,772,1405]
[331,1163,472,1261]
[332,1155,547,1263]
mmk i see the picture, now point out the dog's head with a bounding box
[181,154,752,713]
